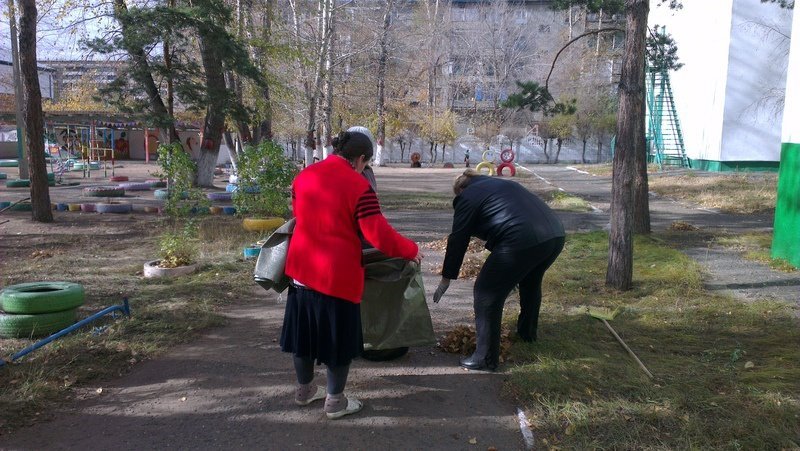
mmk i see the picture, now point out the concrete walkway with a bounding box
[526,164,799,308]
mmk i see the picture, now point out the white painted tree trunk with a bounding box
[375,143,384,165]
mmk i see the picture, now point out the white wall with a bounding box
[721,0,792,160]
[649,0,792,163]
[782,4,800,144]
[649,0,734,162]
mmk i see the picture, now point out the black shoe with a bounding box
[460,354,498,372]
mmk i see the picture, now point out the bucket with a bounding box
[243,246,261,259]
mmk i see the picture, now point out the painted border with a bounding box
[688,158,779,172]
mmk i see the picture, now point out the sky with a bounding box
[1,1,114,62]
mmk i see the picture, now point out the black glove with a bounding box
[433,278,451,303]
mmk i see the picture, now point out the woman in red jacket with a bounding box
[281,131,422,419]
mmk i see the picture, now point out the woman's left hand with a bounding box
[412,249,424,265]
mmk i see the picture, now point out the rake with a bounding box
[586,306,654,379]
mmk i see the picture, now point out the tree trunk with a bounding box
[441,143,446,163]
[596,138,603,163]
[555,139,562,164]
[633,76,651,234]
[320,4,335,160]
[375,0,393,166]
[542,139,550,163]
[257,0,275,142]
[399,141,406,162]
[606,0,648,290]
[164,0,175,118]
[114,0,179,144]
[18,0,51,222]
[581,139,587,164]
[429,142,435,163]
[195,29,228,187]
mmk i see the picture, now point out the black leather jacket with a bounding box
[442,176,565,279]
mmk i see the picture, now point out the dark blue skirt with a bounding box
[280,285,363,367]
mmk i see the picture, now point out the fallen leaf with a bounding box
[468,437,477,445]
[744,361,755,369]
[180,397,187,402]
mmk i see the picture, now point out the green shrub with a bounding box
[232,141,297,218]
[158,221,199,268]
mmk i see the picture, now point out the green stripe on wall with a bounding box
[688,159,780,172]
[771,142,800,268]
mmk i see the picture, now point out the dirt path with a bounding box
[3,164,796,450]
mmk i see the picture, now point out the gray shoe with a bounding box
[325,397,363,419]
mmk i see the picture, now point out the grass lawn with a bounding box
[574,163,778,214]
[505,232,799,449]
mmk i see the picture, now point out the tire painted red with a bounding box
[496,162,516,177]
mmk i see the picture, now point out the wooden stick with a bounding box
[602,318,654,379]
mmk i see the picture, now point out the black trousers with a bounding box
[472,236,565,364]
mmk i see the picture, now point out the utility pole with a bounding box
[7,0,29,179]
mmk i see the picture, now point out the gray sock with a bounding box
[324,392,345,413]
[295,383,315,403]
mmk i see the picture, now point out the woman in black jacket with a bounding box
[433,169,565,371]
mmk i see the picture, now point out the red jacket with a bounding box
[285,155,418,303]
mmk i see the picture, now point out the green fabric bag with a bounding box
[361,250,436,350]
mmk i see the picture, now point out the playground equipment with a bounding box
[49,124,122,179]
[410,152,422,168]
[646,67,689,169]
[475,150,496,176]
[496,149,517,176]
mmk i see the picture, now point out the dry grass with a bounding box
[715,232,797,272]
[571,166,777,214]
[649,172,777,214]
[506,232,800,449]
[0,215,259,434]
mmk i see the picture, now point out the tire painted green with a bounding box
[0,173,7,180]
[0,159,18,167]
[0,309,78,338]
[0,281,85,314]
[10,203,32,212]
[6,179,30,188]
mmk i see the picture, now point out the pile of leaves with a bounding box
[424,237,486,253]
[669,221,699,231]
[438,324,513,362]
[431,253,486,279]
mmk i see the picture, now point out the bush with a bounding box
[158,221,199,268]
[232,141,297,218]
[152,143,210,217]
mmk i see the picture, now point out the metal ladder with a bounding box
[646,69,689,169]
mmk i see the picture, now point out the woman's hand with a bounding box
[433,278,451,303]
[412,249,424,265]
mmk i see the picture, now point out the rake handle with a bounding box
[602,319,654,379]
